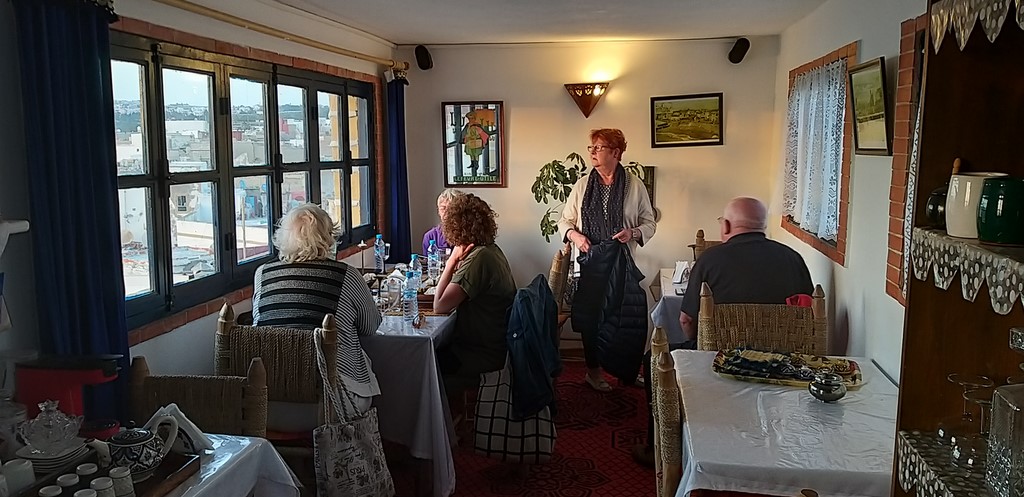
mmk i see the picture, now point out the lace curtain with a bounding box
[783,58,847,241]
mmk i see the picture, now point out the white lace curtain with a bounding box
[783,58,847,242]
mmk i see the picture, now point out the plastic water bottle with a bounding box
[409,254,423,290]
[402,272,419,324]
[427,240,441,280]
[373,234,386,273]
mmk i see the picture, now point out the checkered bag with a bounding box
[313,331,395,497]
[474,358,556,463]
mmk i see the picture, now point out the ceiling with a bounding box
[271,0,827,46]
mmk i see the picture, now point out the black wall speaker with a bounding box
[415,45,433,70]
[728,37,750,64]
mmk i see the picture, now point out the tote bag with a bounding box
[314,330,395,497]
[474,357,556,464]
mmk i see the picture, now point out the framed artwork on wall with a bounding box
[650,92,724,148]
[848,57,892,156]
[441,101,506,187]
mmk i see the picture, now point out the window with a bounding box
[781,43,856,265]
[111,35,377,328]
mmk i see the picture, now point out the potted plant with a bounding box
[530,152,646,242]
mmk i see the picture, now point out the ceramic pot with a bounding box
[808,373,847,402]
[925,184,948,229]
[945,172,1008,238]
[977,176,1024,245]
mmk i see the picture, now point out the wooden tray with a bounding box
[16,450,199,497]
[712,348,863,389]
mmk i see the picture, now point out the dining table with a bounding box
[360,313,457,497]
[164,434,300,497]
[670,349,898,497]
[651,267,688,344]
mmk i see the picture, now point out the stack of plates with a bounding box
[16,439,88,474]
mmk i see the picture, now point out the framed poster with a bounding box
[650,92,724,148]
[848,57,892,155]
[441,101,506,187]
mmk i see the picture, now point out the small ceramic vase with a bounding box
[977,176,1024,245]
[946,172,1008,238]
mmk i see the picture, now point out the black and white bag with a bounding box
[474,358,556,463]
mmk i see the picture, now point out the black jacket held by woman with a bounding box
[570,240,648,381]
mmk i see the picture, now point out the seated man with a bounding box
[633,196,813,467]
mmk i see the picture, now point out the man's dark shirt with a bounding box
[680,232,813,320]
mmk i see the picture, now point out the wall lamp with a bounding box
[564,82,609,118]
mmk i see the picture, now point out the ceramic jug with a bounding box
[945,172,1008,238]
[977,176,1024,245]
[88,415,178,482]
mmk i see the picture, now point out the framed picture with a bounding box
[640,165,656,207]
[441,101,506,187]
[848,57,892,156]
[650,92,724,148]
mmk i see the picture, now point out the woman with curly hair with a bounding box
[433,193,516,397]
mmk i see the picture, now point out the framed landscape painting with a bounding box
[650,93,724,148]
[848,57,892,155]
[441,101,506,187]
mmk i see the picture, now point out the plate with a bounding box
[712,348,863,389]
[17,439,87,461]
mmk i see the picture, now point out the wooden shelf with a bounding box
[911,228,1024,315]
[897,430,991,497]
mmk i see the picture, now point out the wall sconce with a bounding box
[564,82,609,118]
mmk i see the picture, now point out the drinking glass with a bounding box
[936,374,993,445]
[951,387,995,470]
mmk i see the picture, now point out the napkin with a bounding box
[146,403,214,454]
[672,261,691,285]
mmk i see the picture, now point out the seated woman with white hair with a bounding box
[252,203,382,430]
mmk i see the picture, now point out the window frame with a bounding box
[780,42,857,266]
[112,33,378,329]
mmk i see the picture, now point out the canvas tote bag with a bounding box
[474,357,556,464]
[314,331,395,497]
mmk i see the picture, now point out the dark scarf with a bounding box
[580,164,626,243]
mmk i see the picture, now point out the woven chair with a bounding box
[696,282,827,355]
[215,303,337,459]
[548,242,572,324]
[649,325,681,497]
[129,356,268,437]
[687,229,722,261]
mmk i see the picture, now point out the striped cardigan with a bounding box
[252,259,382,398]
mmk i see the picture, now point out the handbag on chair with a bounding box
[313,331,395,497]
[474,357,556,464]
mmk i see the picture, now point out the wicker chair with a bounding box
[129,356,268,437]
[687,229,722,261]
[649,326,681,497]
[548,242,572,325]
[696,282,828,355]
[215,303,337,459]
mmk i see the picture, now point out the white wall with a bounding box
[402,38,780,300]
[0,0,39,353]
[116,0,395,75]
[769,0,926,380]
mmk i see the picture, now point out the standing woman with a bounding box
[557,128,656,392]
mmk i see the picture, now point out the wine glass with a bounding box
[936,374,994,445]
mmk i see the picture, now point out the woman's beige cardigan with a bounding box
[557,170,657,251]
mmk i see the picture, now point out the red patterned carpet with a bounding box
[391,360,655,497]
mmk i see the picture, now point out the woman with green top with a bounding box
[433,193,516,399]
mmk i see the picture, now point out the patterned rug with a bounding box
[391,360,655,497]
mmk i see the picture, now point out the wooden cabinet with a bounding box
[895,2,1024,495]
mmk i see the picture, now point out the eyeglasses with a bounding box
[586,145,612,153]
[717,216,725,223]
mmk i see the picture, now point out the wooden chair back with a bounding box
[688,229,723,261]
[650,327,681,497]
[696,283,828,354]
[129,356,268,437]
[548,242,572,312]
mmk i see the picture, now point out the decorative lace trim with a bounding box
[910,227,1024,315]
[931,0,1020,52]
[899,99,924,300]
[782,58,846,241]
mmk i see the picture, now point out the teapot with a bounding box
[88,414,178,482]
[18,400,83,456]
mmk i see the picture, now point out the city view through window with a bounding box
[112,47,374,312]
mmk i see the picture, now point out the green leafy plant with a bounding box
[531,153,646,242]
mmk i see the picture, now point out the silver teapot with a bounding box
[808,372,847,402]
[88,414,178,482]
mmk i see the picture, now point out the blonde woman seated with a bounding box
[252,203,382,431]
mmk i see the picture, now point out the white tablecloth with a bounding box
[651,268,688,344]
[167,434,300,497]
[361,314,457,497]
[671,350,897,497]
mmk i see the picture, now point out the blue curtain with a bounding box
[386,78,412,261]
[13,0,128,421]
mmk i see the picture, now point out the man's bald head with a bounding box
[721,197,768,241]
